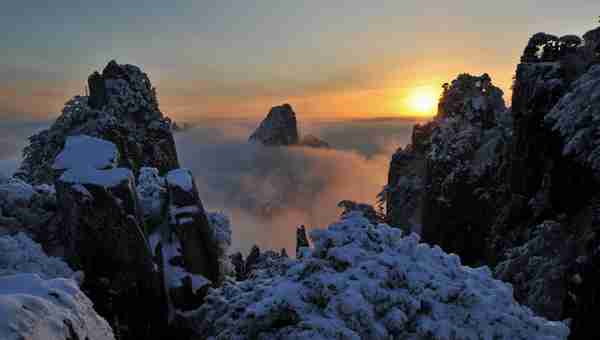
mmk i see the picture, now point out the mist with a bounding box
[176,117,415,255]
[0,116,416,255]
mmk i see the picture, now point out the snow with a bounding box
[0,233,73,279]
[189,212,569,339]
[0,233,115,340]
[178,217,194,225]
[207,212,232,254]
[545,65,600,176]
[190,274,211,293]
[166,168,194,192]
[0,274,115,340]
[52,135,118,171]
[60,166,133,188]
[137,167,166,222]
[0,177,36,205]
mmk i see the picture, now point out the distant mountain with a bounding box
[249,103,331,148]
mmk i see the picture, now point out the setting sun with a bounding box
[408,87,438,115]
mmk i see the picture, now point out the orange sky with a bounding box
[2,1,597,121]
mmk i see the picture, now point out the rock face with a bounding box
[16,60,179,185]
[383,26,600,337]
[383,122,433,233]
[249,104,332,148]
[250,104,300,146]
[54,135,164,339]
[187,211,568,340]
[146,169,229,313]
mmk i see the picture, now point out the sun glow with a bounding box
[408,87,438,116]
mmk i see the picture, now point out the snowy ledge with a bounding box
[59,166,133,188]
[52,135,118,171]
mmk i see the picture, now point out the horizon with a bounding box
[2,1,598,121]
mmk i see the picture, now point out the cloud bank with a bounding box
[176,117,415,254]
[0,116,416,255]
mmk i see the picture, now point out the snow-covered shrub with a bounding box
[188,212,569,339]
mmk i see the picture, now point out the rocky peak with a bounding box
[249,104,300,146]
[16,60,179,185]
[437,73,506,128]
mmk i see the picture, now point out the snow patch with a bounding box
[60,166,133,188]
[52,135,118,171]
[166,168,194,192]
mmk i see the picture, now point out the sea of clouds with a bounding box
[175,117,415,254]
[0,116,416,255]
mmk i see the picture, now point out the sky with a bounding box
[2,0,599,120]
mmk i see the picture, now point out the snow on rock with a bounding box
[166,168,194,192]
[0,233,114,340]
[207,212,232,258]
[137,167,166,223]
[494,221,574,320]
[207,212,233,276]
[16,60,179,185]
[52,135,119,172]
[59,166,133,188]
[0,233,73,279]
[188,212,569,340]
[0,273,115,340]
[545,64,600,178]
[0,177,37,205]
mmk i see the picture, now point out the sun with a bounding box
[408,87,438,116]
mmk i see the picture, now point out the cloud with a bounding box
[0,116,414,255]
[175,117,414,255]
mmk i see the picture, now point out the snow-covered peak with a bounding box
[188,212,569,339]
